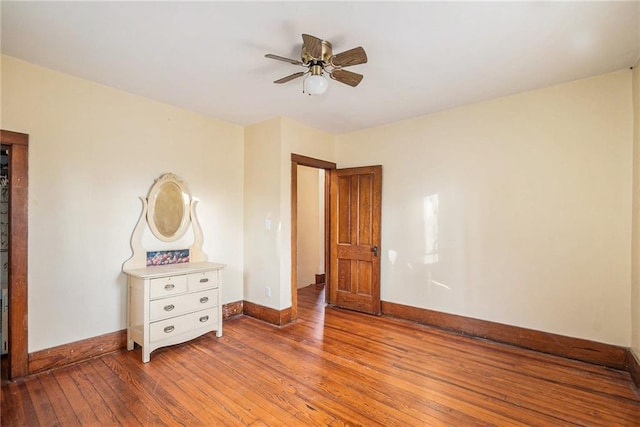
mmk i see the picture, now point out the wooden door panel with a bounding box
[336,291,373,313]
[356,261,372,295]
[337,259,351,292]
[337,176,352,244]
[336,245,373,261]
[357,174,372,245]
[330,166,382,315]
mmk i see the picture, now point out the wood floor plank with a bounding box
[1,380,38,426]
[99,352,204,425]
[77,360,137,425]
[169,342,308,426]
[89,357,161,426]
[65,361,122,425]
[23,372,59,425]
[36,371,81,426]
[191,334,380,426]
[51,367,101,425]
[214,348,364,426]
[2,285,639,426]
[121,346,248,425]
[127,340,279,426]
[0,380,17,424]
[16,381,41,426]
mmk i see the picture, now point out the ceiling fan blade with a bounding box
[330,69,364,87]
[302,34,323,59]
[265,54,303,66]
[331,46,368,67]
[274,72,305,84]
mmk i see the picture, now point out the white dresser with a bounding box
[124,261,225,362]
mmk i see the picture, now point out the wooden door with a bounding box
[329,166,382,314]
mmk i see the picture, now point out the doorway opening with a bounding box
[296,165,325,297]
[291,154,336,320]
[291,155,383,319]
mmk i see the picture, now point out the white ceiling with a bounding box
[2,1,639,134]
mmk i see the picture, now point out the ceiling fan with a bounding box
[265,34,368,95]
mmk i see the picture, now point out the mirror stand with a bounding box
[121,173,224,363]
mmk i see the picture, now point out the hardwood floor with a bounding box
[2,285,639,426]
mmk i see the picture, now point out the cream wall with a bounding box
[336,70,633,346]
[244,117,334,310]
[244,118,282,306]
[632,58,640,358]
[297,165,321,289]
[279,118,334,308]
[1,55,244,352]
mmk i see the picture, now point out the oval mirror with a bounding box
[147,173,191,242]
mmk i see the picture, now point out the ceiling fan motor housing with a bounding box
[302,40,333,65]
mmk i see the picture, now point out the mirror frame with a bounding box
[146,173,192,242]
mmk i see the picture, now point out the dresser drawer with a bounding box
[149,289,218,321]
[188,270,219,291]
[149,309,218,343]
[149,275,187,299]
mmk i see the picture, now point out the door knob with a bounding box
[372,246,378,257]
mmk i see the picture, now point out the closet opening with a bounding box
[0,130,29,381]
[1,145,8,381]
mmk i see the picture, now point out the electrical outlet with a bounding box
[265,287,271,298]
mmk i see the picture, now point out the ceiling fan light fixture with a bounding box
[303,74,328,95]
[266,34,367,95]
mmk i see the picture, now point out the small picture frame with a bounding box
[146,249,190,266]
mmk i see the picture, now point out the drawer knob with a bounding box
[164,325,175,333]
[199,278,209,283]
[164,304,175,312]
[199,297,209,304]
[164,284,175,291]
[199,315,209,323]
